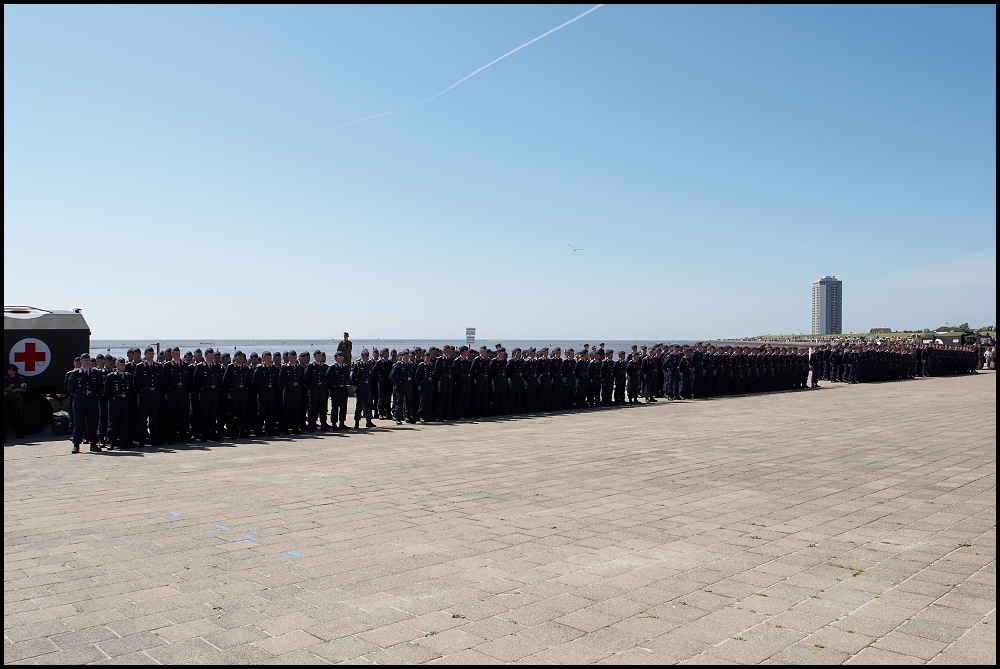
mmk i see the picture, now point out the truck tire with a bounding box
[20,391,54,435]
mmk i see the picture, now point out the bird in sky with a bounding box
[568,244,584,252]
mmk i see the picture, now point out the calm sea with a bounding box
[90,338,704,360]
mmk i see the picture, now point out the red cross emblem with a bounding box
[9,338,51,377]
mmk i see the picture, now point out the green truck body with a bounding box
[4,306,91,433]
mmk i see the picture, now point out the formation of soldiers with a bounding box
[60,338,983,454]
[807,342,981,385]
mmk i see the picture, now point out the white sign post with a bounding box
[466,328,476,345]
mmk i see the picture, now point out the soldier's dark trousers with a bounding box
[107,401,131,448]
[72,406,98,447]
[98,396,109,444]
[354,384,374,425]
[419,383,434,422]
[392,384,408,422]
[308,390,328,430]
[507,378,523,414]
[257,392,275,436]
[589,378,601,407]
[5,400,24,438]
[200,389,220,440]
[330,396,348,427]
[437,380,454,420]
[454,379,471,419]
[229,399,249,437]
[524,379,537,412]
[491,379,507,416]
[378,381,392,419]
[164,398,188,443]
[475,379,490,417]
[661,370,673,399]
[135,391,160,445]
[283,392,302,433]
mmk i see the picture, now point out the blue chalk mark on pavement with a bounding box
[232,536,256,544]
[156,512,180,519]
[274,551,301,562]
[207,526,229,533]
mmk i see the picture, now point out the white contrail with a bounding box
[337,4,604,129]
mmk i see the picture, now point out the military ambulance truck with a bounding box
[4,306,91,434]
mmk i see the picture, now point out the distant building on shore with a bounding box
[812,275,843,335]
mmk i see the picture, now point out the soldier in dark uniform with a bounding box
[434,345,456,420]
[253,351,280,436]
[223,351,252,438]
[677,348,691,400]
[489,348,508,416]
[809,347,822,388]
[571,349,587,407]
[390,350,413,425]
[161,346,190,444]
[103,357,132,450]
[416,351,435,423]
[352,348,376,428]
[132,346,161,447]
[613,351,627,405]
[296,351,311,430]
[66,353,103,453]
[588,350,603,408]
[505,348,524,414]
[325,351,351,429]
[304,349,329,432]
[188,348,202,438]
[369,348,386,420]
[640,349,657,403]
[279,350,304,434]
[193,348,224,441]
[4,364,27,441]
[625,351,641,403]
[93,354,110,446]
[470,346,490,418]
[534,348,550,412]
[552,348,567,411]
[563,348,579,409]
[64,357,81,434]
[407,348,421,424]
[453,346,473,419]
[601,350,616,406]
[523,348,538,412]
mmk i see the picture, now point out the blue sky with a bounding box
[4,5,995,340]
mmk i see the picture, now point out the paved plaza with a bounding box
[4,372,995,665]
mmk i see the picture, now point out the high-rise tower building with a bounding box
[812,276,843,335]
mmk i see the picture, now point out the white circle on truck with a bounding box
[9,338,51,376]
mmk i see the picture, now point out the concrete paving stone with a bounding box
[804,627,877,654]
[3,637,60,663]
[202,624,272,649]
[358,641,441,664]
[95,631,168,658]
[761,643,851,664]
[97,649,163,664]
[698,638,780,664]
[426,647,505,664]
[252,629,324,656]
[105,613,175,637]
[874,630,950,661]
[847,646,927,664]
[144,637,219,663]
[896,616,974,645]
